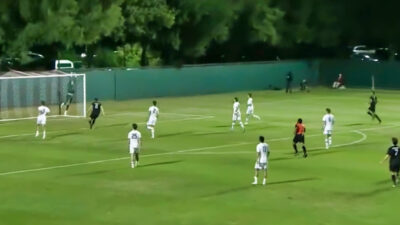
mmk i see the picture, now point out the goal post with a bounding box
[0,73,86,121]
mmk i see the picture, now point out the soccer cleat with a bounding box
[35,131,39,137]
[64,111,68,116]
[42,135,46,140]
[135,161,139,167]
[303,153,308,158]
[252,181,258,185]
[131,163,135,168]
[262,179,266,186]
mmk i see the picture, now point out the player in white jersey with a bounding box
[147,100,159,139]
[128,123,142,168]
[35,101,50,139]
[245,93,261,125]
[322,108,335,149]
[231,97,245,131]
[252,136,269,185]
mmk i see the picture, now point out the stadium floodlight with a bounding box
[0,73,86,121]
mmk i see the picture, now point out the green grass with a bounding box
[0,88,399,225]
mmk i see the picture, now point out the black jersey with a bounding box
[387,145,400,165]
[91,102,102,114]
[369,95,377,108]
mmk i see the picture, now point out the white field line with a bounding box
[0,130,367,176]
[107,112,214,118]
[0,115,84,122]
[0,115,215,140]
[176,130,367,155]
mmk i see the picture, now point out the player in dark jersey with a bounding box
[367,91,381,123]
[293,118,307,158]
[88,98,105,129]
[61,76,77,116]
[380,137,400,187]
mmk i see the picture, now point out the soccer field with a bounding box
[0,88,399,225]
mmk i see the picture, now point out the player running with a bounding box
[380,137,400,187]
[231,97,245,131]
[322,108,335,149]
[252,136,270,185]
[61,75,76,116]
[147,100,159,139]
[35,101,50,139]
[293,118,307,158]
[245,93,261,125]
[367,91,382,124]
[88,98,105,129]
[128,123,142,168]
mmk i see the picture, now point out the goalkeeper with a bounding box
[61,76,76,116]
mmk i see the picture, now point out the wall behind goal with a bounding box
[319,60,400,89]
[85,61,319,100]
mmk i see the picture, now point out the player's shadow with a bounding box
[140,160,182,168]
[158,132,193,138]
[48,132,82,139]
[64,170,110,177]
[345,123,365,126]
[335,187,392,198]
[202,177,318,198]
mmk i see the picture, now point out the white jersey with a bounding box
[322,113,335,131]
[128,130,141,148]
[233,102,241,115]
[148,106,159,119]
[257,143,269,163]
[247,98,254,108]
[38,106,50,116]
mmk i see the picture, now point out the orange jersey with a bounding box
[295,123,306,135]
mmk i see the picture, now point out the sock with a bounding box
[367,111,373,117]
[239,122,244,129]
[325,138,329,149]
[302,146,307,155]
[245,116,249,123]
[262,178,266,185]
[328,137,332,145]
[35,130,39,137]
[375,115,382,123]
[43,131,46,139]
[151,128,155,138]
[253,115,261,120]
[293,144,298,153]
[135,153,139,162]
[254,176,258,183]
[231,122,235,129]
[392,175,397,185]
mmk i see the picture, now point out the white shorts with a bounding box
[255,161,268,170]
[147,117,157,126]
[323,129,332,135]
[129,146,140,154]
[232,113,242,121]
[37,116,46,125]
[246,107,254,115]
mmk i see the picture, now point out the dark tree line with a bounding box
[0,0,399,68]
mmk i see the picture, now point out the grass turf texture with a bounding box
[0,88,399,225]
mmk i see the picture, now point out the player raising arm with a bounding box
[231,97,245,131]
[322,108,335,149]
[252,136,269,186]
[380,137,400,187]
[147,100,159,139]
[128,123,142,168]
[36,101,50,139]
[88,98,105,129]
[245,93,261,125]
[61,75,76,116]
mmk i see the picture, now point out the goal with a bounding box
[0,73,86,121]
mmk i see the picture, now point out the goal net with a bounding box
[0,73,86,121]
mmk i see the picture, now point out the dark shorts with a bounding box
[90,112,99,119]
[389,163,400,172]
[293,134,305,143]
[368,107,375,113]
